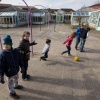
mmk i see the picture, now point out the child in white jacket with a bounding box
[40,39,51,61]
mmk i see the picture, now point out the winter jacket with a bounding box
[76,27,82,38]
[80,28,88,39]
[18,39,37,60]
[0,48,24,77]
[63,36,73,46]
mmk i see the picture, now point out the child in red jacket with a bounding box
[61,32,76,56]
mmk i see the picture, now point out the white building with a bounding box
[0,6,28,27]
[71,7,96,26]
[31,9,51,25]
[89,10,100,31]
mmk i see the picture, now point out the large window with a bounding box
[38,17,42,22]
[98,17,100,27]
[0,17,2,24]
[19,13,27,23]
[90,12,99,25]
[0,17,13,24]
[10,17,12,24]
[32,17,42,22]
[52,15,56,19]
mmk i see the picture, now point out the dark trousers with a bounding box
[75,38,80,49]
[80,38,86,52]
[22,60,28,79]
[62,46,71,54]
[41,52,48,60]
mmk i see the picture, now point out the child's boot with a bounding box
[10,92,19,99]
[14,85,23,89]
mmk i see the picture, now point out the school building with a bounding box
[71,4,100,31]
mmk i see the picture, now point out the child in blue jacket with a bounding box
[75,24,84,50]
[0,35,24,99]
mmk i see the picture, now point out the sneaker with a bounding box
[67,54,71,57]
[75,47,78,50]
[10,93,19,99]
[22,76,31,81]
[26,74,30,78]
[40,58,47,61]
[42,58,47,61]
[14,85,23,89]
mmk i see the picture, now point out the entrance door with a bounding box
[96,14,100,31]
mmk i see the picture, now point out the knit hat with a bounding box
[2,35,13,46]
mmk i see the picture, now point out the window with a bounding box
[10,17,12,24]
[33,17,35,22]
[73,12,76,16]
[1,18,4,24]
[4,17,6,24]
[38,17,42,22]
[53,15,56,19]
[13,16,15,24]
[77,12,81,16]
[7,18,9,24]
[98,17,100,27]
[0,17,2,24]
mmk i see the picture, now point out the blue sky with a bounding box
[0,0,99,10]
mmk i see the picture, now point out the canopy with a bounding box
[0,12,17,17]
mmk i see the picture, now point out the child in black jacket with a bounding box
[80,27,90,52]
[18,31,37,80]
[0,35,24,99]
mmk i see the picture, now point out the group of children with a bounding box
[75,24,90,52]
[0,31,51,99]
[61,24,90,56]
[0,25,90,99]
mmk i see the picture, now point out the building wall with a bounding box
[89,10,100,30]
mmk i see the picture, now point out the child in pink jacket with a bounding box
[61,32,76,56]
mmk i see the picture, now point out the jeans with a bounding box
[22,60,28,79]
[75,38,80,49]
[6,74,18,94]
[80,38,86,52]
[41,51,48,60]
[62,46,71,54]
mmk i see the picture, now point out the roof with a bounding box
[61,8,74,12]
[76,7,97,12]
[31,9,43,13]
[0,3,11,7]
[0,6,27,12]
[89,4,100,9]
[0,3,12,10]
[14,5,36,11]
[47,8,58,13]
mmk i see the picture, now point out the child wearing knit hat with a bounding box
[0,35,24,99]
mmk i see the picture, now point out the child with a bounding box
[17,31,37,80]
[80,27,90,52]
[75,24,84,50]
[40,39,51,61]
[0,35,24,99]
[61,32,76,56]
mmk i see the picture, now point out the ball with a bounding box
[74,56,79,61]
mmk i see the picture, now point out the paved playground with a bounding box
[0,24,100,100]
